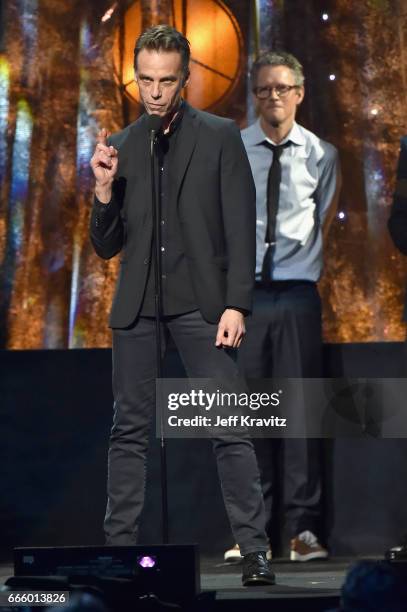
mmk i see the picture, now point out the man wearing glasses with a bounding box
[224,51,341,562]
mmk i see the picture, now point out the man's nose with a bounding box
[269,87,279,100]
[151,83,162,99]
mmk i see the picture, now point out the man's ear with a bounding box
[296,86,305,106]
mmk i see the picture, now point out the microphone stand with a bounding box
[148,116,169,544]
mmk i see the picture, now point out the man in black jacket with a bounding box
[89,25,274,585]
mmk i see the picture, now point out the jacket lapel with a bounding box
[123,114,152,220]
[128,113,149,183]
[171,102,200,202]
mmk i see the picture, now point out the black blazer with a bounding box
[388,136,407,320]
[90,103,256,328]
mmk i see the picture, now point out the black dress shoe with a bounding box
[241,551,275,586]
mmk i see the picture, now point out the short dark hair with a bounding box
[133,25,191,78]
[251,51,304,87]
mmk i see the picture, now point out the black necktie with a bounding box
[261,142,287,286]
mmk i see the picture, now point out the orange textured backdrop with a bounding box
[0,0,406,348]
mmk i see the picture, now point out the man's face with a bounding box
[254,65,304,128]
[135,48,188,117]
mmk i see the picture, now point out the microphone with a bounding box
[146,114,163,140]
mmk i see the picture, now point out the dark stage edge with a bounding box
[0,556,380,611]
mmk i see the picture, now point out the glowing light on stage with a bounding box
[370,107,379,116]
[0,57,10,183]
[76,84,97,171]
[9,99,33,256]
[321,13,329,21]
[76,20,99,173]
[69,20,99,347]
[79,20,92,66]
[101,2,118,23]
[68,237,81,347]
[20,0,38,47]
[0,57,9,267]
[20,0,38,83]
[76,22,97,175]
[363,151,385,222]
[138,556,157,568]
[329,74,336,81]
[337,211,346,221]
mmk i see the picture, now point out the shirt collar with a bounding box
[246,119,306,147]
[166,99,185,136]
[144,99,185,137]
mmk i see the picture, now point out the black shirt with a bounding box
[139,107,198,317]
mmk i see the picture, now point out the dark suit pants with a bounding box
[239,282,323,538]
[105,310,268,555]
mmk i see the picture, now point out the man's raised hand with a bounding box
[90,128,118,203]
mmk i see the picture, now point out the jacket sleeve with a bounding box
[220,120,256,313]
[90,177,125,260]
[388,137,407,256]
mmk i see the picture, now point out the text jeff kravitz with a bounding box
[167,415,287,427]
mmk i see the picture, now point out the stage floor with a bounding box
[0,556,379,601]
[201,556,346,593]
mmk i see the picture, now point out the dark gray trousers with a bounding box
[104,310,268,555]
[239,282,323,538]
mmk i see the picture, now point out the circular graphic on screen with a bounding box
[113,0,243,110]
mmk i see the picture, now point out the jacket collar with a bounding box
[127,101,200,201]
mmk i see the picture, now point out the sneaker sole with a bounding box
[225,550,272,562]
[224,551,243,563]
[290,550,329,562]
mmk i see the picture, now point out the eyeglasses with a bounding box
[253,85,298,99]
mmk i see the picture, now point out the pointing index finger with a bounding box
[97,128,110,146]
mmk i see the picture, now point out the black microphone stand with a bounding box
[148,114,169,544]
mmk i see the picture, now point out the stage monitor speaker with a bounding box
[13,544,200,604]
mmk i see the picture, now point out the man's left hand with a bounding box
[215,309,246,349]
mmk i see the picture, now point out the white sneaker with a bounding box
[224,543,272,562]
[290,530,328,562]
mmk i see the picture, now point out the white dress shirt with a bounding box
[241,120,339,281]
